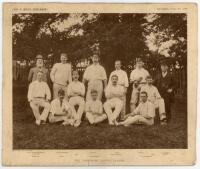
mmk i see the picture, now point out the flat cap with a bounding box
[36,54,43,60]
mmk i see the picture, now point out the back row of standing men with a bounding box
[28,53,175,126]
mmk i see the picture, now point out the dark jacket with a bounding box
[28,67,50,84]
[154,71,176,103]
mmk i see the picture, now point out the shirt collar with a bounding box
[162,71,168,77]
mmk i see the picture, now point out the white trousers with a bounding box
[153,98,166,120]
[30,99,50,122]
[104,98,123,124]
[86,112,107,124]
[130,87,140,113]
[48,112,74,124]
[69,96,85,122]
[122,115,154,126]
[120,94,127,120]
[86,80,103,101]
[53,83,68,100]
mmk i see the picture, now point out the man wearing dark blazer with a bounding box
[154,59,176,124]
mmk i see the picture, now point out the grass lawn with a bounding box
[13,82,187,149]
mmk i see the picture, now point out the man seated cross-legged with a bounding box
[118,91,155,126]
[104,74,124,125]
[49,89,75,126]
[67,70,85,127]
[85,89,107,125]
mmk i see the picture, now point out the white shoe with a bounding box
[35,120,41,126]
[74,120,81,127]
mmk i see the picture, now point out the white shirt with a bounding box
[130,68,149,83]
[108,69,129,88]
[83,63,107,81]
[85,99,103,115]
[140,85,161,103]
[162,71,168,78]
[67,81,85,97]
[28,80,51,102]
[134,101,155,118]
[105,84,124,100]
[50,98,70,115]
[50,63,72,85]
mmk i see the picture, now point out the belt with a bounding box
[54,82,67,86]
[69,95,83,98]
[34,97,45,99]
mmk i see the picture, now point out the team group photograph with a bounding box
[28,53,172,127]
[12,13,187,149]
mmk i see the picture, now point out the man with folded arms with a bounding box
[67,70,85,127]
[28,71,51,125]
[50,52,72,99]
[104,74,124,125]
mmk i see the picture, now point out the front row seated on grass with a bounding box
[85,89,107,124]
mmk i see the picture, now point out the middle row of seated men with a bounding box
[28,69,165,127]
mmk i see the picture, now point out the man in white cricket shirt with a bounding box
[130,58,149,113]
[140,75,167,124]
[67,70,85,127]
[49,89,75,126]
[85,89,107,125]
[118,91,155,126]
[108,60,129,120]
[28,71,51,125]
[104,74,124,125]
[83,54,107,101]
[50,53,72,99]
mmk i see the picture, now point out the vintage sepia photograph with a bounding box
[3,3,197,166]
[12,12,187,149]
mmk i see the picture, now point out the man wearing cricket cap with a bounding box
[130,58,149,113]
[28,54,50,83]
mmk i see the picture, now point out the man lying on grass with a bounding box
[117,91,155,126]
